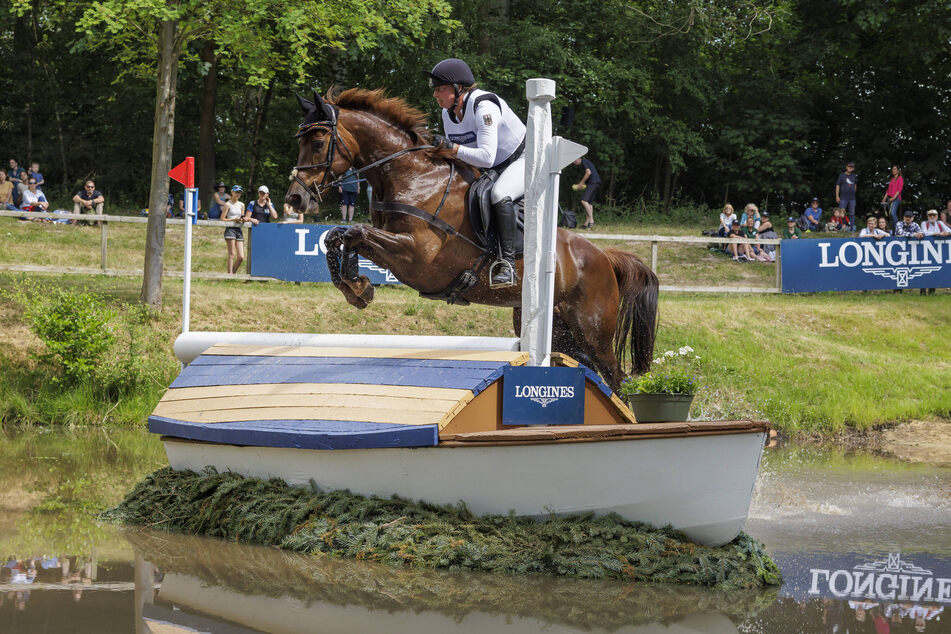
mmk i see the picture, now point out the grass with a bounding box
[0,213,948,435]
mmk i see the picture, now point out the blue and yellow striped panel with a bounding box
[149,345,529,450]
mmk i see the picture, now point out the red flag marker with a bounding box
[168,157,195,188]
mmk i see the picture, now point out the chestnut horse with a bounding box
[284,89,657,391]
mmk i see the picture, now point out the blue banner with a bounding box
[248,223,401,285]
[502,366,585,426]
[781,236,951,292]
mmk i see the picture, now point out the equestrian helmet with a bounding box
[425,58,475,88]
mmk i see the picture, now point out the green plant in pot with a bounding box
[618,346,699,422]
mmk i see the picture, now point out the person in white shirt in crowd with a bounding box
[859,214,888,240]
[920,209,950,237]
[718,203,737,236]
[222,185,247,274]
[19,176,48,221]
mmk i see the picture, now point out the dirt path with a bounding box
[877,418,951,466]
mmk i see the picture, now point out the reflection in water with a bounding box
[128,529,773,633]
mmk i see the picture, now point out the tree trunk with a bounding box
[247,82,273,190]
[662,158,672,207]
[140,20,180,309]
[31,7,68,187]
[197,39,218,214]
[478,0,510,55]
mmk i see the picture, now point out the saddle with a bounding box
[465,172,525,257]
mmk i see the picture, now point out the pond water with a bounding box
[0,431,949,633]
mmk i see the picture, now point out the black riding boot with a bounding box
[490,197,518,287]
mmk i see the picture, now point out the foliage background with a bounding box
[1,0,949,216]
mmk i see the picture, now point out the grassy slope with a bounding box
[0,215,948,434]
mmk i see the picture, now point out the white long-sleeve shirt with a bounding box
[442,89,525,169]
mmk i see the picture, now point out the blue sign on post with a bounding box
[501,366,585,426]
[781,236,951,292]
[248,223,401,284]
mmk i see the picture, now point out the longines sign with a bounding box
[781,236,951,292]
[248,223,401,285]
[501,366,585,426]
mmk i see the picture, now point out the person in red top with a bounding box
[882,165,904,229]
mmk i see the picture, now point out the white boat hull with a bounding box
[163,429,766,546]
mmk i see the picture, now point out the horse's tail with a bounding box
[604,248,658,375]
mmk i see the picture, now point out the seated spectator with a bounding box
[727,220,753,261]
[877,216,892,236]
[920,209,951,237]
[0,171,15,210]
[894,210,923,238]
[245,185,277,224]
[280,202,304,224]
[717,203,737,237]
[942,200,951,224]
[19,177,49,219]
[799,198,823,232]
[740,203,761,229]
[28,162,44,190]
[859,215,888,239]
[742,215,772,261]
[825,207,850,232]
[72,181,104,226]
[8,159,26,206]
[757,211,778,259]
[176,193,201,217]
[208,181,228,220]
[783,216,802,239]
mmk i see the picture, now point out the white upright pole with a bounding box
[521,78,556,367]
[182,187,196,337]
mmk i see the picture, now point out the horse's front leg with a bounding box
[338,223,422,302]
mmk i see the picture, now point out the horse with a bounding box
[284,89,657,392]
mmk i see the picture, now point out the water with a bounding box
[1,432,949,633]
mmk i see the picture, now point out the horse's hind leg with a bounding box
[556,296,624,393]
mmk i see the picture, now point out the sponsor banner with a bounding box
[501,366,585,426]
[774,551,951,604]
[248,223,401,285]
[781,236,951,292]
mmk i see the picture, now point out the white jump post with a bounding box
[169,157,196,339]
[521,79,587,366]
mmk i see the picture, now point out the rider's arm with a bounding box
[453,101,502,169]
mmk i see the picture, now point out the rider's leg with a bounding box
[489,157,525,286]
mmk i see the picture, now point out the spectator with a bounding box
[800,198,823,232]
[757,211,779,259]
[19,176,49,219]
[921,209,950,237]
[942,200,951,224]
[166,192,175,217]
[860,215,888,240]
[894,209,923,239]
[740,203,761,229]
[718,203,737,237]
[877,216,892,236]
[571,157,601,229]
[835,161,858,230]
[246,185,277,224]
[783,216,802,239]
[8,159,26,206]
[28,162,44,190]
[209,181,228,220]
[281,202,304,224]
[742,215,771,261]
[176,193,201,217]
[72,181,104,226]
[338,168,360,223]
[222,185,246,274]
[825,207,849,232]
[0,171,15,210]
[727,220,753,261]
[882,165,904,229]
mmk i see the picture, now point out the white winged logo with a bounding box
[359,260,399,282]
[863,266,941,288]
[530,396,558,408]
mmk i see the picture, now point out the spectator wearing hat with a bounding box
[894,210,923,239]
[921,209,950,237]
[756,211,779,259]
[783,216,802,239]
[859,215,888,240]
[835,162,858,230]
[222,185,246,274]
[209,181,229,220]
[800,198,823,232]
[246,185,277,225]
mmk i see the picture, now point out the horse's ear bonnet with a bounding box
[295,91,338,138]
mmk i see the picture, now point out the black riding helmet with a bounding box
[424,58,475,90]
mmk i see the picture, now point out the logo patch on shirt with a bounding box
[482,113,493,126]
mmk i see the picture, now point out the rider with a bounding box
[425,58,526,287]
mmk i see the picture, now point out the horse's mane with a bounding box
[330,88,431,146]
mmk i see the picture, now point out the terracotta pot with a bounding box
[626,393,694,423]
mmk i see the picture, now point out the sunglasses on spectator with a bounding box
[28,181,37,185]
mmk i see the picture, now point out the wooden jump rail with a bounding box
[0,209,784,293]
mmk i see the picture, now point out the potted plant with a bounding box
[618,346,699,422]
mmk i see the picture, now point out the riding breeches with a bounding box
[490,155,525,204]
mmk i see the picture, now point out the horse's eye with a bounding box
[312,139,325,151]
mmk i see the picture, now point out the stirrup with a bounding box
[488,259,516,289]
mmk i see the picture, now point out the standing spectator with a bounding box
[246,185,277,224]
[718,203,737,236]
[0,171,15,210]
[222,185,246,274]
[72,181,104,226]
[877,216,892,236]
[571,157,600,229]
[19,177,49,217]
[783,216,802,239]
[800,198,824,232]
[28,162,44,191]
[8,159,26,206]
[894,210,923,238]
[740,203,761,229]
[208,181,228,220]
[882,165,903,229]
[338,168,360,222]
[860,215,888,239]
[835,161,858,230]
